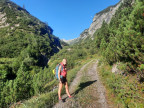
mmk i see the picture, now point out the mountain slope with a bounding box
[0,0,62,58]
[0,0,63,107]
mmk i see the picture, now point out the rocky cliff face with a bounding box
[63,0,123,44]
[88,3,121,36]
[81,1,123,40]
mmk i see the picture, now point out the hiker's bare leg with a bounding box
[58,82,63,99]
[65,82,71,96]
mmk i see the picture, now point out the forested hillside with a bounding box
[0,0,64,107]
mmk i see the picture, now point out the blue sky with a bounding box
[11,0,120,40]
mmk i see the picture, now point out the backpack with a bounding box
[53,63,64,80]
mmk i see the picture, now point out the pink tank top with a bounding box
[60,62,67,77]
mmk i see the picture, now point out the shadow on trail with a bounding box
[74,80,97,95]
[62,80,97,102]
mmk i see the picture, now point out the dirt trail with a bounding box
[53,60,108,108]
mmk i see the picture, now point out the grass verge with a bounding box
[98,61,144,108]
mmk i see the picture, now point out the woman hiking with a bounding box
[58,59,72,101]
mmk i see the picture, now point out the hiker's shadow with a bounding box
[62,80,97,102]
[74,80,97,95]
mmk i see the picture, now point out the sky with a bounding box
[11,0,120,40]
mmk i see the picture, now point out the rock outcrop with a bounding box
[80,1,122,40]
[0,12,9,28]
[88,3,121,36]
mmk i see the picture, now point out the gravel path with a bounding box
[53,60,108,108]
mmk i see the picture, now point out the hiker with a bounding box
[58,59,72,100]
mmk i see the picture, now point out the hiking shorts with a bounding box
[60,77,67,84]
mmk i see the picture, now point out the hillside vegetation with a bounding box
[93,0,144,81]
[0,0,64,107]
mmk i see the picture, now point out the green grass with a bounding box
[15,90,58,108]
[98,61,144,108]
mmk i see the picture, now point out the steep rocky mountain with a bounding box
[88,1,122,37]
[63,0,123,44]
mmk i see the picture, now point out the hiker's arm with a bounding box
[58,65,62,82]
